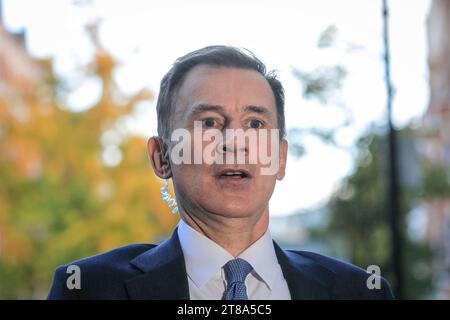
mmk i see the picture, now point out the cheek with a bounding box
[252,133,280,164]
[172,164,210,196]
[253,173,277,198]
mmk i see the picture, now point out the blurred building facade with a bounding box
[0,3,45,100]
[422,0,450,298]
[0,2,50,183]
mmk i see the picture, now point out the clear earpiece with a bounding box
[160,179,178,214]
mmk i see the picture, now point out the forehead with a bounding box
[174,65,276,114]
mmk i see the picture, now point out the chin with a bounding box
[206,200,259,218]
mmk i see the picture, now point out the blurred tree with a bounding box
[324,128,434,299]
[0,23,178,299]
[288,24,435,298]
[290,25,352,158]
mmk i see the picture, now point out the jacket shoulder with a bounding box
[287,250,395,299]
[66,243,155,268]
[47,243,156,300]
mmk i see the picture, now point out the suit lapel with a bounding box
[274,241,335,299]
[126,228,190,300]
[125,228,335,300]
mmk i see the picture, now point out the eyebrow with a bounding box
[189,104,273,118]
[243,105,273,116]
[189,104,226,117]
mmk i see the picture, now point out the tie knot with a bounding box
[223,258,253,284]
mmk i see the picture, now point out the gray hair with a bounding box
[156,45,286,144]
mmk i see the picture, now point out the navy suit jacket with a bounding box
[47,228,394,299]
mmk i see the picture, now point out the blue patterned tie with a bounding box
[223,258,253,300]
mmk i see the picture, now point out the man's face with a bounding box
[168,65,287,219]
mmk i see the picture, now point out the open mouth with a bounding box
[216,168,252,180]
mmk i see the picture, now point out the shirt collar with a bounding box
[177,219,233,288]
[238,228,278,291]
[177,219,278,290]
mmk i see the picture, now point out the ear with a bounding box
[276,138,288,180]
[147,136,172,179]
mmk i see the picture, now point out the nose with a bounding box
[219,120,248,155]
[222,143,244,154]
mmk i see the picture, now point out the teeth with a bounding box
[222,171,246,176]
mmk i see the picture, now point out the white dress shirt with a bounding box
[177,219,292,300]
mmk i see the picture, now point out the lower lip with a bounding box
[215,175,252,187]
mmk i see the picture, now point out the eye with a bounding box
[248,119,263,129]
[202,118,217,128]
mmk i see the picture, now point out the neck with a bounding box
[179,207,269,257]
